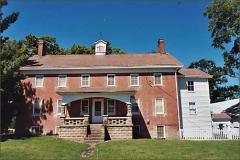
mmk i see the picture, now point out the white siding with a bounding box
[178,77,212,138]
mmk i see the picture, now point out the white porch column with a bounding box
[60,104,67,125]
[126,102,132,125]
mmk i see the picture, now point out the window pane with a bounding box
[59,76,66,86]
[57,100,63,114]
[155,74,162,85]
[187,81,194,91]
[157,126,164,138]
[108,100,115,114]
[36,76,43,87]
[82,75,89,86]
[189,102,196,114]
[156,98,164,114]
[108,75,115,86]
[131,75,138,85]
[81,100,89,114]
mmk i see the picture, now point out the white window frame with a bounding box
[107,74,116,86]
[155,98,165,115]
[81,99,89,115]
[131,98,140,115]
[58,75,67,87]
[189,102,197,115]
[81,74,90,87]
[107,99,116,115]
[157,125,166,138]
[56,99,64,115]
[154,73,163,86]
[187,81,194,92]
[32,99,42,117]
[130,74,139,86]
[35,75,44,88]
[30,125,41,135]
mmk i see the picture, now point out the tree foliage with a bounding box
[189,59,239,103]
[0,0,19,45]
[204,0,240,76]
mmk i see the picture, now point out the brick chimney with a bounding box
[38,39,45,56]
[157,38,165,54]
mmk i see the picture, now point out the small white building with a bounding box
[178,68,213,138]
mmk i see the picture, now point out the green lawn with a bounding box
[1,136,240,160]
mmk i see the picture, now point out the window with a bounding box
[81,74,90,87]
[157,126,165,138]
[155,98,164,114]
[33,99,42,116]
[81,99,89,115]
[57,100,64,115]
[35,75,44,87]
[130,74,139,86]
[30,126,41,135]
[131,98,140,115]
[107,74,115,86]
[154,73,162,85]
[189,102,197,114]
[97,46,104,52]
[58,75,67,87]
[107,99,115,115]
[187,81,194,91]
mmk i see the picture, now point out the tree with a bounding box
[204,0,240,76]
[0,0,19,45]
[189,59,239,102]
[24,34,65,55]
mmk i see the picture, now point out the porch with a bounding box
[57,90,135,141]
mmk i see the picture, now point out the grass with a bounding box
[0,136,88,160]
[1,136,240,160]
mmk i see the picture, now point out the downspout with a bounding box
[175,71,182,139]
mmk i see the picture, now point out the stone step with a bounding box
[84,137,104,141]
[84,140,104,143]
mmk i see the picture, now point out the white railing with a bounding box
[181,129,240,140]
[64,117,85,126]
[107,117,128,125]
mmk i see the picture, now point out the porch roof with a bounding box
[56,87,136,94]
[57,88,135,104]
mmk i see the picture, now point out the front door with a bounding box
[92,99,104,123]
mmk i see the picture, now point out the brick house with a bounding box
[17,38,211,142]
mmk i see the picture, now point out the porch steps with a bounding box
[84,124,105,143]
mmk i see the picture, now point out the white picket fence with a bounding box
[181,129,240,140]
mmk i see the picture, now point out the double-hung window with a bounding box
[130,74,139,86]
[81,99,89,115]
[33,99,42,116]
[58,75,67,87]
[187,81,194,91]
[81,74,90,87]
[155,98,164,115]
[157,126,165,138]
[154,73,163,85]
[57,99,64,115]
[107,74,115,86]
[107,99,115,115]
[35,75,44,87]
[189,102,197,115]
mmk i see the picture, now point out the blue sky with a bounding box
[3,0,237,85]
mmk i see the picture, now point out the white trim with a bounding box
[32,99,42,117]
[80,99,89,115]
[157,125,166,138]
[35,75,44,88]
[92,99,104,123]
[130,74,139,86]
[107,74,116,86]
[20,67,179,75]
[81,74,90,87]
[153,73,163,86]
[107,99,116,115]
[155,98,164,115]
[20,65,183,71]
[58,75,67,87]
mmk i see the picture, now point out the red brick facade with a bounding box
[17,72,179,139]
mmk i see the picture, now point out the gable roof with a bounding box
[20,53,182,70]
[178,68,212,78]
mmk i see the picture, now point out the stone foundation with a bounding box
[106,125,133,140]
[58,125,88,140]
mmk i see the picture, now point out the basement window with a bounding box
[157,125,165,139]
